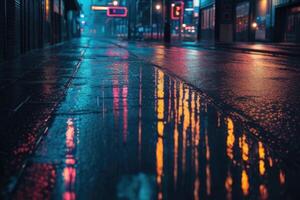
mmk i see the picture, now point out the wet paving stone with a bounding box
[0,39,90,193]
[11,41,300,199]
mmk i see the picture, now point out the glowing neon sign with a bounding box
[107,6,128,17]
[91,5,108,11]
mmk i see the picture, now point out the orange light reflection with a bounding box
[225,172,233,200]
[156,70,164,200]
[241,169,249,196]
[182,87,190,173]
[258,142,266,176]
[226,118,235,160]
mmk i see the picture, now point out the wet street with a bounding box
[1,38,300,199]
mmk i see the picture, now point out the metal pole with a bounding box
[157,13,159,39]
[269,0,273,41]
[197,6,201,41]
[127,0,132,39]
[4,0,7,58]
[150,0,153,39]
[162,0,165,39]
[133,0,137,39]
[179,4,184,41]
[164,0,171,43]
[179,15,182,40]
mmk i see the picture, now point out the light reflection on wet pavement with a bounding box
[125,42,300,155]
[0,39,89,196]
[12,41,299,199]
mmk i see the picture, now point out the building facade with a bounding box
[197,0,300,42]
[198,0,216,41]
[0,0,80,61]
[274,0,300,42]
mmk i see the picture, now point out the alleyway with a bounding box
[1,37,300,199]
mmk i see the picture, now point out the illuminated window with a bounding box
[236,2,250,33]
[201,6,215,30]
[45,0,50,20]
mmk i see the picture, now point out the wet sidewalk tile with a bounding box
[12,49,298,199]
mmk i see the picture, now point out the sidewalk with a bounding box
[0,38,89,193]
[119,35,300,57]
[10,38,299,200]
[180,41,300,57]
[131,37,300,57]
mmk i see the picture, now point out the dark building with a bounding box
[234,0,271,42]
[274,0,300,42]
[198,0,216,41]
[0,0,80,61]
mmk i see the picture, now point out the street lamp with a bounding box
[150,0,153,39]
[155,4,162,39]
[155,4,161,11]
[112,0,118,6]
[251,22,258,29]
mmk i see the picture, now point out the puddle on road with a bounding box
[13,61,295,200]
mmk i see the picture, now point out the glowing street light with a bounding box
[252,22,258,29]
[155,4,161,11]
[112,0,118,6]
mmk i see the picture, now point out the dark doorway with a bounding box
[285,6,300,42]
[275,4,300,43]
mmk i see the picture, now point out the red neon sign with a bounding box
[107,6,128,17]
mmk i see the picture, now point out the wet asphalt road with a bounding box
[1,37,300,199]
[122,42,300,153]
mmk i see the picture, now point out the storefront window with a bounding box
[236,2,249,33]
[255,0,268,40]
[45,0,50,21]
[211,6,215,28]
[285,6,300,42]
[201,6,215,30]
